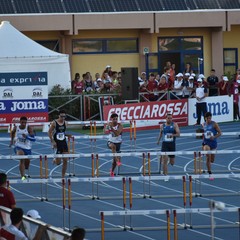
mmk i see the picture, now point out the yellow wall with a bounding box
[223,25,240,68]
[71,29,140,78]
[24,31,62,40]
[72,54,139,77]
[22,28,214,78]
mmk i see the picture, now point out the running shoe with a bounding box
[21,175,27,181]
[110,170,115,177]
[209,174,214,181]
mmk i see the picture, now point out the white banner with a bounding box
[188,95,233,125]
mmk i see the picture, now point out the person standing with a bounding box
[157,112,180,180]
[202,112,222,179]
[105,113,123,177]
[195,78,208,125]
[10,116,36,180]
[48,110,71,178]
[207,69,218,96]
[0,173,16,209]
[229,78,240,121]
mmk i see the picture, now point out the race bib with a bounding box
[204,131,213,139]
[18,138,26,143]
[164,133,173,142]
[56,132,65,140]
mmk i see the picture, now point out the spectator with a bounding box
[74,75,84,95]
[229,78,240,121]
[138,72,147,86]
[71,227,85,240]
[102,79,113,93]
[71,73,80,92]
[84,72,94,93]
[111,71,121,93]
[25,209,41,239]
[102,72,112,83]
[207,69,218,96]
[187,76,196,97]
[198,74,208,88]
[102,65,113,78]
[172,73,183,99]
[184,62,193,74]
[0,172,16,209]
[218,76,229,95]
[195,78,208,125]
[146,73,158,101]
[155,74,161,83]
[182,73,190,98]
[1,208,46,240]
[93,72,101,89]
[95,78,104,93]
[158,75,168,100]
[163,66,171,83]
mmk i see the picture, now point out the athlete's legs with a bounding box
[203,145,212,173]
[162,155,168,175]
[24,159,30,170]
[62,156,68,178]
[169,157,175,166]
[17,150,26,177]
[109,143,117,172]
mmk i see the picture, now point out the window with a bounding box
[158,37,202,52]
[72,38,138,54]
[106,39,138,52]
[159,38,180,51]
[223,48,238,75]
[36,40,60,52]
[73,40,102,53]
[182,38,202,50]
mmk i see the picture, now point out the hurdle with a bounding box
[190,173,240,198]
[2,148,240,176]
[67,136,75,177]
[99,207,240,240]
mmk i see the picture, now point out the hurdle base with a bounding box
[122,225,133,231]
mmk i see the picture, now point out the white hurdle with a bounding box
[100,207,240,240]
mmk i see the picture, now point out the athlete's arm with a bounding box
[26,126,36,142]
[173,123,180,137]
[213,122,222,139]
[110,123,123,136]
[9,126,17,146]
[48,121,56,143]
[157,125,163,144]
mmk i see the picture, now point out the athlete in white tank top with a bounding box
[10,116,36,180]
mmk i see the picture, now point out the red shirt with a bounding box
[230,81,239,103]
[0,187,16,209]
[75,81,84,94]
[218,81,228,95]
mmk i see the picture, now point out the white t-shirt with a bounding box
[2,225,28,240]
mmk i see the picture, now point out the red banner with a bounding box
[103,99,188,128]
[0,112,48,124]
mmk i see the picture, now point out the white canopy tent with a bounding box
[0,21,71,91]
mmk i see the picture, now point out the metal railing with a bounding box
[0,206,71,240]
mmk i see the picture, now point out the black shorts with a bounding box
[56,140,68,154]
[161,141,176,158]
[107,141,121,153]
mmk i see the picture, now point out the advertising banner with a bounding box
[0,72,48,123]
[103,99,188,129]
[188,95,233,125]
